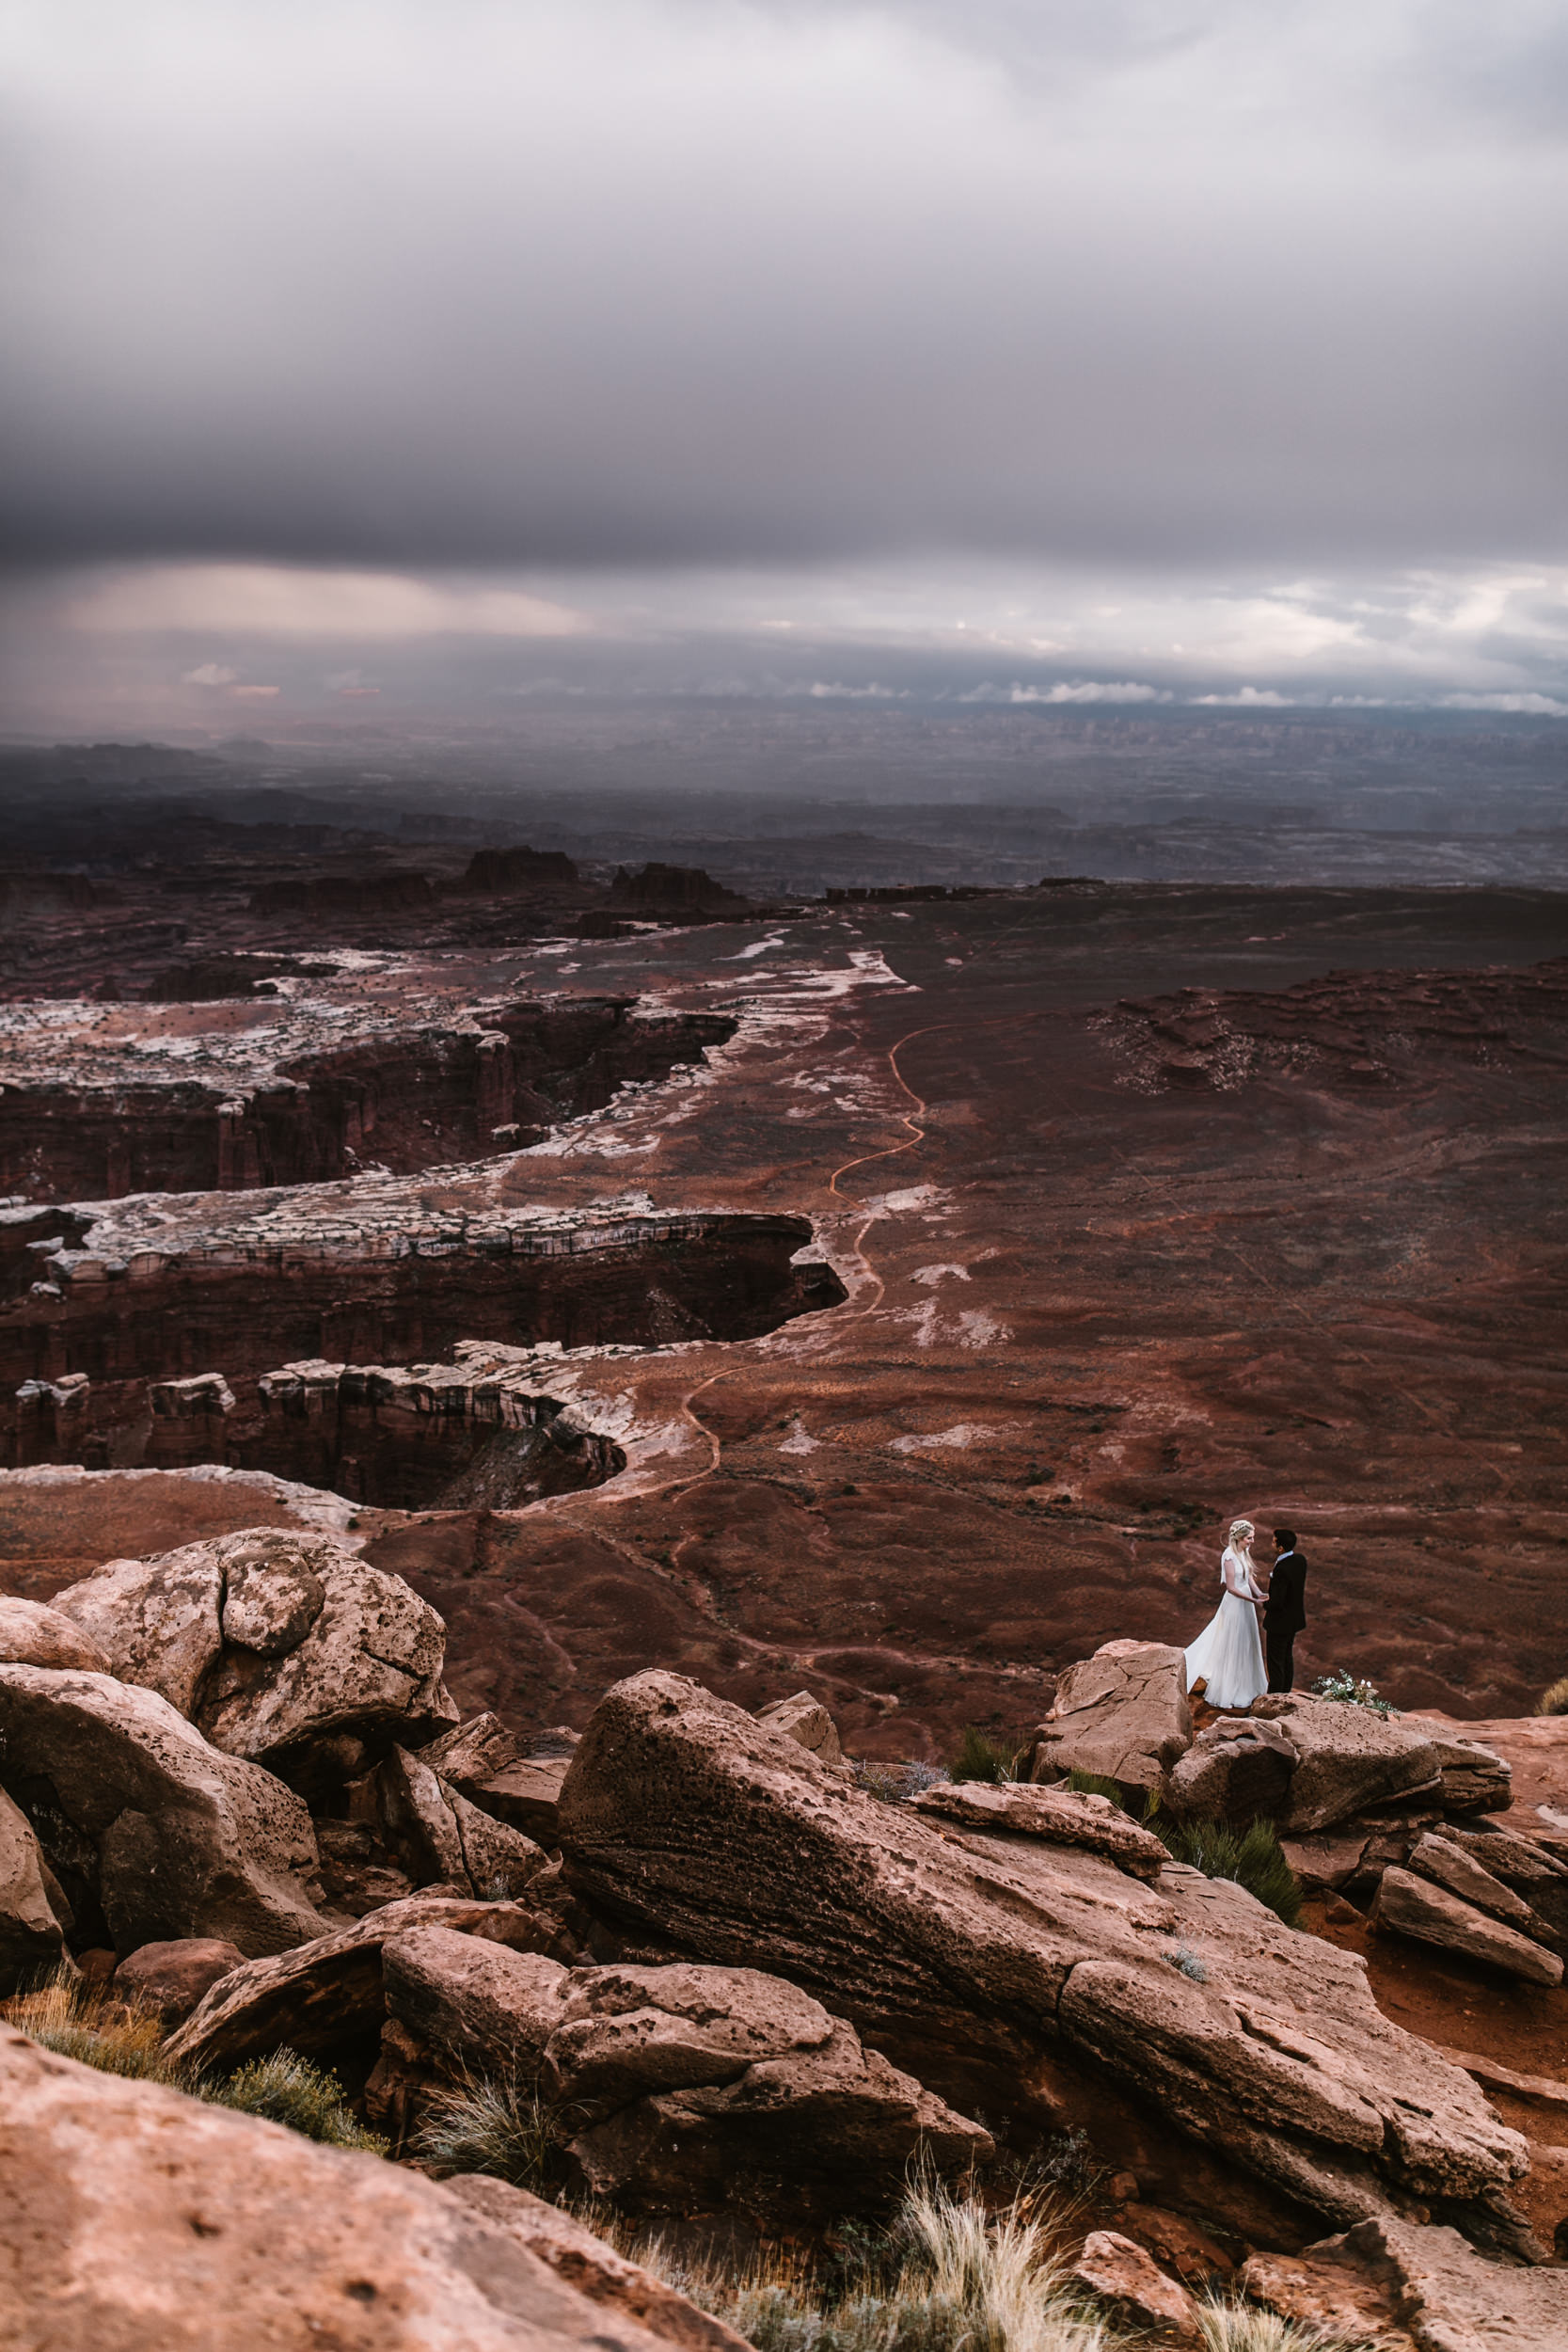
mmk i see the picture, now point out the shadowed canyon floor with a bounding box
[3,880,1566,1753]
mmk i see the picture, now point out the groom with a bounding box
[1264,1527,1309,1692]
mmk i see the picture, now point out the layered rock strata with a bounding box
[556,1670,1529,2238]
[2,1199,845,1491]
[0,993,735,1200]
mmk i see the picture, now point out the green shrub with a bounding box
[1537,1677,1568,1718]
[1063,1769,1126,1807]
[213,2050,387,2152]
[1152,1816,1303,1930]
[1311,1671,1397,1719]
[415,2072,570,2192]
[949,1726,1024,1785]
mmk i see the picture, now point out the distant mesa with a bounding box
[609,863,750,919]
[824,883,991,905]
[462,845,578,891]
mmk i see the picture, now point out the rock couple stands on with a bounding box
[4,1535,1567,2344]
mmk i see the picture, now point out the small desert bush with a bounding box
[5,1968,384,2153]
[950,1727,1025,1785]
[1196,2297,1378,2352]
[1062,1769,1126,1806]
[212,2050,387,2152]
[415,2071,571,2192]
[1311,1670,1396,1719]
[1150,1817,1303,1931]
[1537,1677,1568,1717]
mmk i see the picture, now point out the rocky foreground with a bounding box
[4,1525,1568,2346]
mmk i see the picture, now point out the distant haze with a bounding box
[2,1,1565,734]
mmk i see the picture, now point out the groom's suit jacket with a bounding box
[1265,1549,1308,1634]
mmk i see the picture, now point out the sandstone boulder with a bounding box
[0,1664,323,1958]
[1027,1640,1192,1796]
[1068,2231,1198,2344]
[417,1711,524,1789]
[113,1936,245,2026]
[448,2178,752,2352]
[1406,1832,1541,1931]
[556,1673,1527,2233]
[0,2025,734,2352]
[378,1744,549,1899]
[755,1690,844,1768]
[469,1756,570,1844]
[1164,1715,1298,1824]
[0,1595,112,1675]
[383,1925,990,2218]
[0,1783,71,1993]
[910,1778,1168,1877]
[1372,1866,1562,1986]
[1244,2213,1568,2350]
[53,1545,223,1714]
[1426,1730,1512,1817]
[52,1528,457,1776]
[166,1895,549,2072]
[1254,1694,1443,1833]
[1442,1824,1568,1940]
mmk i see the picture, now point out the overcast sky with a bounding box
[3,0,1565,733]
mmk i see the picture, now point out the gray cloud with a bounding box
[2,0,1565,576]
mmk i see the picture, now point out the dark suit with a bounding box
[1264,1549,1308,1692]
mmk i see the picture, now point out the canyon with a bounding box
[0,865,1561,1755]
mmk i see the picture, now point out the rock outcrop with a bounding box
[1372,1866,1563,1987]
[53,1528,456,1781]
[446,2179,752,2352]
[0,2025,735,2352]
[1240,2213,1568,2347]
[0,1664,324,1956]
[556,1672,1528,2235]
[375,1743,548,1900]
[1026,1640,1193,1796]
[379,1926,990,2218]
[0,1595,112,1674]
[1255,1696,1445,1834]
[113,1935,245,2026]
[166,1895,554,2071]
[756,1690,845,1768]
[0,1784,71,1992]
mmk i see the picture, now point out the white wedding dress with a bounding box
[1183,1545,1267,1709]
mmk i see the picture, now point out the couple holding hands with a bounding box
[1183,1520,1309,1712]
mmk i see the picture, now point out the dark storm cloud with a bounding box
[3,0,1563,576]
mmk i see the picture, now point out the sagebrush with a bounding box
[949,1726,1025,1785]
[1150,1815,1303,1929]
[1537,1677,1568,1718]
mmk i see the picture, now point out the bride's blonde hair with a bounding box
[1227,1518,1256,1548]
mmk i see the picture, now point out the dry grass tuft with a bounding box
[4,1966,385,2153]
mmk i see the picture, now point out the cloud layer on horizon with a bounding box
[4,0,1565,579]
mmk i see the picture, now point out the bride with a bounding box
[1184,1518,1267,1709]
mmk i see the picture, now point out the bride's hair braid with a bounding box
[1227,1518,1256,1547]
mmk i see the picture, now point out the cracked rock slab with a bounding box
[555,1670,1528,2232]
